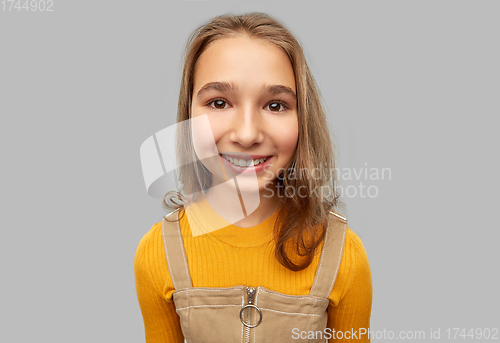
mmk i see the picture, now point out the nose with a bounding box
[229,105,264,148]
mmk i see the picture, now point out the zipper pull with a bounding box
[246,286,255,304]
[240,286,262,328]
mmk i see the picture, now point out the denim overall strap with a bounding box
[161,209,193,290]
[308,211,347,298]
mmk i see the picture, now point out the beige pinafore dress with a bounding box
[161,210,347,343]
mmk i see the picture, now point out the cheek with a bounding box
[277,119,299,157]
[190,114,227,180]
[191,114,219,159]
[191,104,225,145]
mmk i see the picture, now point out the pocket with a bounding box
[173,287,246,343]
[250,288,330,343]
[178,305,243,343]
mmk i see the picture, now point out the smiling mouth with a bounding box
[220,154,271,167]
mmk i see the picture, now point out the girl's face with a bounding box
[191,36,298,194]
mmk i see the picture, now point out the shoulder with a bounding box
[134,216,178,299]
[344,226,369,261]
[339,220,371,275]
[134,219,174,296]
[328,219,372,305]
[135,220,164,261]
[328,211,369,262]
[135,209,182,252]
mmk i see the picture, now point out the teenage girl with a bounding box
[135,12,372,343]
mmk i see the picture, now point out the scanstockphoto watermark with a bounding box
[292,328,376,340]
[263,162,392,199]
[292,327,499,340]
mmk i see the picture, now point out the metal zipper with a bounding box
[240,286,260,343]
[246,286,255,343]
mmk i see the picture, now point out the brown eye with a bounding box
[267,102,287,112]
[209,99,228,110]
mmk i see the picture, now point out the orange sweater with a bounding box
[134,204,372,342]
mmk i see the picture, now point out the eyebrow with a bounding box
[195,81,297,100]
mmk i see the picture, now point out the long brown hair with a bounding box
[162,12,341,271]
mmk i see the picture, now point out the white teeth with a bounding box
[255,157,269,165]
[222,154,268,167]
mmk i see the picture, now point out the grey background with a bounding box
[1,0,498,342]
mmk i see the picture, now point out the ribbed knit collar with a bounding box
[183,195,279,247]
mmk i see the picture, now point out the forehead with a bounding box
[192,36,296,93]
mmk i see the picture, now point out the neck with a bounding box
[204,182,280,228]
